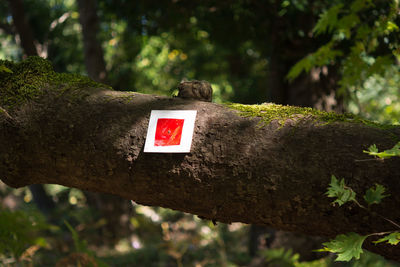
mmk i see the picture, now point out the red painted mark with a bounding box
[154,118,184,146]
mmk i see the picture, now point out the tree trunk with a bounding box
[1,58,400,261]
[7,0,37,56]
[77,0,108,83]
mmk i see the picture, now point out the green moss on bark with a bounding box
[0,56,108,109]
[227,103,397,130]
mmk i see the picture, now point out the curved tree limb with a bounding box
[1,58,400,260]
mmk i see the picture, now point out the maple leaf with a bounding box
[326,175,356,206]
[318,233,367,261]
[364,184,390,206]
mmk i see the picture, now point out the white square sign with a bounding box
[144,110,197,153]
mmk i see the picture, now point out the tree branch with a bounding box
[1,58,400,260]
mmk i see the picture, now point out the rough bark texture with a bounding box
[1,59,400,261]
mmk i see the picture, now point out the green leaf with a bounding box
[336,14,360,39]
[313,4,344,35]
[326,175,356,206]
[386,21,399,33]
[0,65,13,73]
[363,142,400,159]
[262,248,299,267]
[286,55,314,81]
[350,0,374,13]
[364,184,390,205]
[374,232,400,245]
[320,232,367,261]
[287,42,342,81]
[367,144,378,153]
[369,56,394,76]
[64,220,88,252]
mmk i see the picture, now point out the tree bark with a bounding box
[1,62,400,260]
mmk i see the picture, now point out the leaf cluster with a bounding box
[327,175,390,208]
[288,0,400,93]
[323,175,395,262]
[364,142,400,159]
[0,208,49,260]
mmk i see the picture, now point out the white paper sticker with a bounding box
[144,110,197,153]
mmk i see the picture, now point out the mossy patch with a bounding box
[0,56,109,109]
[227,103,397,130]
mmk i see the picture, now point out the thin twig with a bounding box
[354,158,383,162]
[369,231,395,236]
[354,200,400,229]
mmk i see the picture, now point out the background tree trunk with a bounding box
[76,0,128,246]
[77,0,108,83]
[7,0,37,56]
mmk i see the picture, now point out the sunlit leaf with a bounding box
[319,232,367,261]
[363,142,400,159]
[367,144,378,153]
[386,21,399,32]
[374,232,400,245]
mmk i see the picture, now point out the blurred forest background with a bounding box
[1,0,400,266]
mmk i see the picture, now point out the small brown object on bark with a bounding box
[177,80,213,102]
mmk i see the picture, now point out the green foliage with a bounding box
[0,208,49,260]
[326,175,356,206]
[318,232,367,261]
[324,175,400,262]
[64,220,109,267]
[262,246,396,266]
[364,184,390,206]
[287,42,343,81]
[288,0,400,96]
[374,232,400,245]
[350,250,400,267]
[64,220,89,253]
[347,66,400,124]
[262,248,299,267]
[313,4,344,35]
[363,142,400,159]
